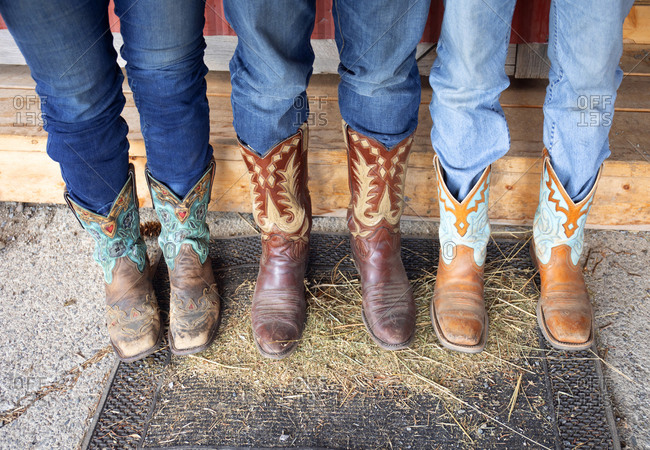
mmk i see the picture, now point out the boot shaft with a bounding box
[239,123,312,247]
[344,122,413,239]
[533,150,600,266]
[146,160,215,270]
[434,155,491,267]
[65,167,146,284]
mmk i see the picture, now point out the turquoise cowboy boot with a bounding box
[146,160,221,355]
[66,166,161,362]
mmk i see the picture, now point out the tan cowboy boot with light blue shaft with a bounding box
[431,155,491,353]
[147,160,221,355]
[66,166,161,362]
[531,150,601,351]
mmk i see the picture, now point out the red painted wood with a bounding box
[422,1,444,45]
[511,0,551,44]
[1,0,551,44]
[312,0,336,39]
[107,0,120,32]
[202,0,234,36]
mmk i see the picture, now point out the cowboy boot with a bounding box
[66,167,161,362]
[531,150,601,350]
[431,155,490,353]
[146,160,221,355]
[344,123,416,350]
[239,124,311,359]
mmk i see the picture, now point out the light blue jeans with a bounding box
[430,0,635,201]
[0,0,213,214]
[223,0,431,154]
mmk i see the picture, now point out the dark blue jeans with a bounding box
[224,0,431,155]
[0,0,213,214]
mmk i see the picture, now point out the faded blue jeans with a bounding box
[430,0,635,201]
[0,0,213,214]
[224,0,431,154]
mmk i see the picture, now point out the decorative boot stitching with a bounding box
[434,156,491,267]
[533,153,600,266]
[106,293,159,337]
[147,162,215,270]
[346,125,413,239]
[240,124,311,243]
[66,170,146,283]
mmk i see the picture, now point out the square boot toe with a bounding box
[437,313,484,347]
[542,308,592,344]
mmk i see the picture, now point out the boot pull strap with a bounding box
[144,165,156,212]
[127,163,138,211]
[63,190,84,229]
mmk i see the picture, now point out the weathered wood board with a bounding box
[0,63,648,229]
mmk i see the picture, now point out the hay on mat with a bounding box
[175,240,542,400]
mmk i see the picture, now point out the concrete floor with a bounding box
[0,202,648,449]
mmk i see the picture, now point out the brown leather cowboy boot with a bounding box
[531,150,601,350]
[239,124,311,359]
[344,123,415,350]
[66,167,161,362]
[431,155,490,353]
[147,161,221,355]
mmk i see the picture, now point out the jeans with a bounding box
[0,0,213,214]
[429,0,634,201]
[223,0,431,155]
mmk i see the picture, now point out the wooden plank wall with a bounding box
[625,4,650,44]
[1,44,649,229]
